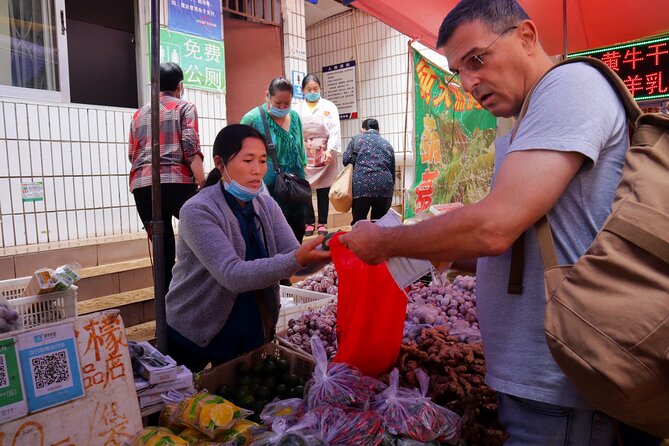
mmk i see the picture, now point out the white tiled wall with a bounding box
[0,0,227,248]
[307,10,414,157]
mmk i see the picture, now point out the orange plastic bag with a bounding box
[330,233,408,377]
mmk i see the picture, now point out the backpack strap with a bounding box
[507,56,640,292]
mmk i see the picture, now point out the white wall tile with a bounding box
[2,215,14,247]
[0,178,11,216]
[85,209,96,237]
[79,109,90,141]
[6,141,20,177]
[43,177,55,212]
[49,107,60,140]
[83,177,94,208]
[12,215,25,245]
[88,109,98,142]
[15,104,29,140]
[38,106,50,140]
[76,210,86,239]
[27,105,39,140]
[53,177,65,212]
[57,212,68,241]
[29,141,41,177]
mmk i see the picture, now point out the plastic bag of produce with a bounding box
[177,391,253,439]
[372,369,461,443]
[250,414,326,446]
[259,398,306,426]
[329,233,408,377]
[217,419,261,445]
[313,406,385,446]
[304,335,370,410]
[129,426,189,446]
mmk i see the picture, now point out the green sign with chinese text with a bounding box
[406,50,497,218]
[148,26,226,93]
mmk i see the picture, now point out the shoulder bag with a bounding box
[257,106,312,206]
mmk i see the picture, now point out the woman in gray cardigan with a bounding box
[165,124,330,371]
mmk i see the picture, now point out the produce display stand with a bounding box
[0,310,142,445]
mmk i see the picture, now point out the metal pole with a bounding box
[401,39,415,221]
[150,0,167,353]
[562,0,568,59]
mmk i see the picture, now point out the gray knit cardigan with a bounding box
[166,185,301,347]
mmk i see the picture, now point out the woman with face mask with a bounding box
[165,124,330,372]
[295,74,341,237]
[240,77,309,243]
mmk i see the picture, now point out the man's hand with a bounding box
[339,221,389,264]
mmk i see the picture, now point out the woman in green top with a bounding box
[240,77,308,242]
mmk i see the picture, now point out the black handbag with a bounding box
[257,106,312,206]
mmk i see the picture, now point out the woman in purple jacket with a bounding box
[165,124,330,371]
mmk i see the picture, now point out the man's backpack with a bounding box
[509,56,669,437]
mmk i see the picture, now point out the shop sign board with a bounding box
[168,0,222,41]
[150,26,226,93]
[0,311,142,445]
[322,61,358,119]
[406,50,497,218]
[569,34,669,102]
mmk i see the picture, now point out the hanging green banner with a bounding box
[148,26,226,93]
[405,50,497,218]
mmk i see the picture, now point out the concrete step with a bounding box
[78,287,155,328]
[77,258,153,301]
[126,320,156,343]
[0,233,149,280]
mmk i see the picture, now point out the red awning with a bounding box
[351,0,669,56]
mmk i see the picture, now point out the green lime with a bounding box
[234,386,250,402]
[275,383,290,398]
[264,361,277,377]
[254,386,272,400]
[238,394,255,409]
[237,375,252,387]
[291,385,304,398]
[264,376,277,391]
[215,384,231,399]
[276,359,289,374]
[250,363,265,377]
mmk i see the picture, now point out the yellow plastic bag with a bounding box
[216,419,261,445]
[177,392,252,438]
[131,427,189,446]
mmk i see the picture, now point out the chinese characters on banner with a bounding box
[0,312,141,445]
[405,50,497,218]
[152,26,226,93]
[569,35,669,101]
[168,0,222,41]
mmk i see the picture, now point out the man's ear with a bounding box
[517,19,540,52]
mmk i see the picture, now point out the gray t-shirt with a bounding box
[476,63,628,408]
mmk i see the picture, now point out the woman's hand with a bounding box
[323,149,333,166]
[295,236,331,266]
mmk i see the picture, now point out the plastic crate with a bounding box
[279,284,334,304]
[198,342,315,393]
[0,277,77,329]
[277,286,335,332]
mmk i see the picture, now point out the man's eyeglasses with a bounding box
[446,25,518,84]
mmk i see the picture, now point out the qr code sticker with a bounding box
[0,354,8,389]
[30,349,73,396]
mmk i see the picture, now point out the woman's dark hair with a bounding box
[301,73,321,90]
[160,62,184,92]
[268,77,293,97]
[212,124,267,166]
[362,118,379,131]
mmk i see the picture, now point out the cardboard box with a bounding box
[135,341,177,384]
[135,365,193,397]
[138,386,195,409]
[199,343,314,394]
